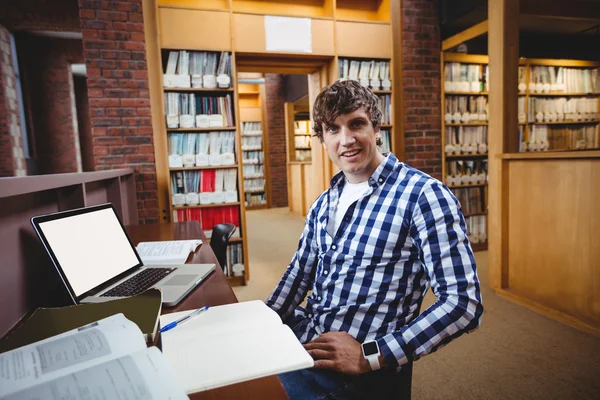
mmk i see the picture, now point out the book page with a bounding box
[3,347,188,400]
[0,314,146,397]
[136,240,202,265]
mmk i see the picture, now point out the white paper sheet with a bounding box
[264,16,312,53]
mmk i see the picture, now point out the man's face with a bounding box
[321,107,385,184]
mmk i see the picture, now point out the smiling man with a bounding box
[267,80,483,399]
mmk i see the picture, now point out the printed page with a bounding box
[0,314,146,397]
[163,324,313,393]
[159,300,282,343]
[136,240,202,265]
[3,347,188,400]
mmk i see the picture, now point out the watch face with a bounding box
[362,341,379,356]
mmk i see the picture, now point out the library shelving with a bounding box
[161,48,249,286]
[441,52,489,252]
[517,59,600,153]
[238,74,271,210]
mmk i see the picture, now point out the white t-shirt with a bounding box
[329,179,370,237]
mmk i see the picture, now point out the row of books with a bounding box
[446,160,488,187]
[378,130,391,154]
[245,193,267,207]
[452,187,485,216]
[168,132,235,167]
[444,96,488,123]
[224,243,244,277]
[242,136,262,151]
[378,94,392,125]
[295,136,311,148]
[244,178,265,192]
[466,215,487,245]
[445,126,488,155]
[338,59,391,90]
[164,51,231,88]
[242,121,262,136]
[243,165,264,178]
[443,63,489,93]
[519,124,600,152]
[172,206,240,238]
[164,93,234,128]
[523,66,599,94]
[242,151,264,165]
[522,97,599,123]
[171,170,238,205]
[295,149,311,161]
[294,120,310,134]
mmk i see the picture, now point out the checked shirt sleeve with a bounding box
[266,204,320,323]
[378,180,484,367]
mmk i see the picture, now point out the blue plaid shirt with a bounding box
[266,153,483,368]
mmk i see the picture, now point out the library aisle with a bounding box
[235,208,600,400]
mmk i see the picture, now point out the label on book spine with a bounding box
[213,192,226,204]
[209,154,223,166]
[185,192,200,205]
[191,74,203,88]
[196,154,209,166]
[166,115,179,128]
[168,154,183,168]
[217,74,231,88]
[208,115,224,127]
[172,194,186,206]
[203,75,217,89]
[182,154,195,167]
[196,115,210,128]
[225,191,238,203]
[221,153,235,165]
[179,115,195,128]
[199,192,213,205]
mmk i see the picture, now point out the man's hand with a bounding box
[303,331,371,375]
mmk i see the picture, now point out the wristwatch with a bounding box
[361,340,381,371]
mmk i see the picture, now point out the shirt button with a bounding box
[323,270,329,275]
[317,296,322,301]
[308,314,313,318]
[378,178,383,183]
[332,244,337,250]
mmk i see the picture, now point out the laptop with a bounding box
[31,203,215,307]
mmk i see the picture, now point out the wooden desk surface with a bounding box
[127,222,288,400]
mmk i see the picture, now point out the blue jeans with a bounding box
[279,365,412,400]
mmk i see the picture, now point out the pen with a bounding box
[160,305,209,333]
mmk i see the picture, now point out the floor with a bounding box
[234,207,600,400]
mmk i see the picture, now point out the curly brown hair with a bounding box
[312,80,382,145]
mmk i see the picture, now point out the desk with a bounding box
[127,222,288,400]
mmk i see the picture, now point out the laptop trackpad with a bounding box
[162,274,197,286]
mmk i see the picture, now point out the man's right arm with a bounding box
[266,205,319,322]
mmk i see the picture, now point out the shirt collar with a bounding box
[329,153,399,189]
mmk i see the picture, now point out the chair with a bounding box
[210,223,236,271]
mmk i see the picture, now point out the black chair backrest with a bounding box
[210,223,236,271]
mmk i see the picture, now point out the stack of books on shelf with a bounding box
[164,50,231,89]
[241,121,267,207]
[171,169,238,206]
[445,160,488,188]
[225,243,244,277]
[241,135,262,151]
[466,215,487,246]
[527,66,599,94]
[338,58,391,90]
[444,126,488,155]
[168,132,236,167]
[378,129,391,154]
[241,121,263,136]
[294,120,312,161]
[243,165,264,178]
[164,93,234,129]
[244,178,265,194]
[172,206,241,239]
[378,94,392,125]
[443,63,488,93]
[444,95,488,124]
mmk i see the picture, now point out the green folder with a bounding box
[0,288,162,353]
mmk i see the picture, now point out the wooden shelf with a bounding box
[229,237,244,243]
[463,211,487,218]
[239,91,260,95]
[243,175,264,180]
[163,87,234,92]
[501,150,600,160]
[446,92,488,95]
[381,124,393,128]
[526,92,600,97]
[227,275,245,287]
[295,147,311,150]
[373,90,392,94]
[530,120,599,125]
[170,165,238,171]
[241,133,263,137]
[246,204,268,210]
[449,183,487,189]
[167,127,237,132]
[244,189,265,193]
[446,123,488,126]
[445,153,488,159]
[471,241,488,252]
[172,202,240,209]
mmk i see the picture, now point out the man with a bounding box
[267,80,483,399]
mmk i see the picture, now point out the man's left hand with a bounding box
[303,331,371,375]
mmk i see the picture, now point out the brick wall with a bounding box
[401,0,442,180]
[78,0,158,223]
[0,24,26,177]
[17,35,84,174]
[265,74,288,208]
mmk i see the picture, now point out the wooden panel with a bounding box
[336,0,390,22]
[442,21,488,51]
[232,0,333,18]
[506,159,600,328]
[289,164,305,215]
[239,107,262,121]
[158,0,229,9]
[335,21,391,58]
[302,164,314,216]
[233,14,333,55]
[159,8,231,50]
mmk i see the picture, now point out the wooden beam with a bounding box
[487,0,519,290]
[391,0,404,160]
[520,0,600,20]
[442,20,489,51]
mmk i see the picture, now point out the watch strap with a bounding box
[366,354,381,371]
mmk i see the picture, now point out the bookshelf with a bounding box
[161,49,249,286]
[238,74,271,210]
[441,53,489,252]
[517,59,600,153]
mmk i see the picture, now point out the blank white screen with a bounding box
[38,208,140,296]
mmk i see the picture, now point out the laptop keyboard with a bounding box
[101,268,175,297]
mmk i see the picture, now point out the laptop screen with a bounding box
[36,207,141,297]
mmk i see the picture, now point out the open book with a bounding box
[0,314,187,400]
[159,300,314,393]
[136,239,202,265]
